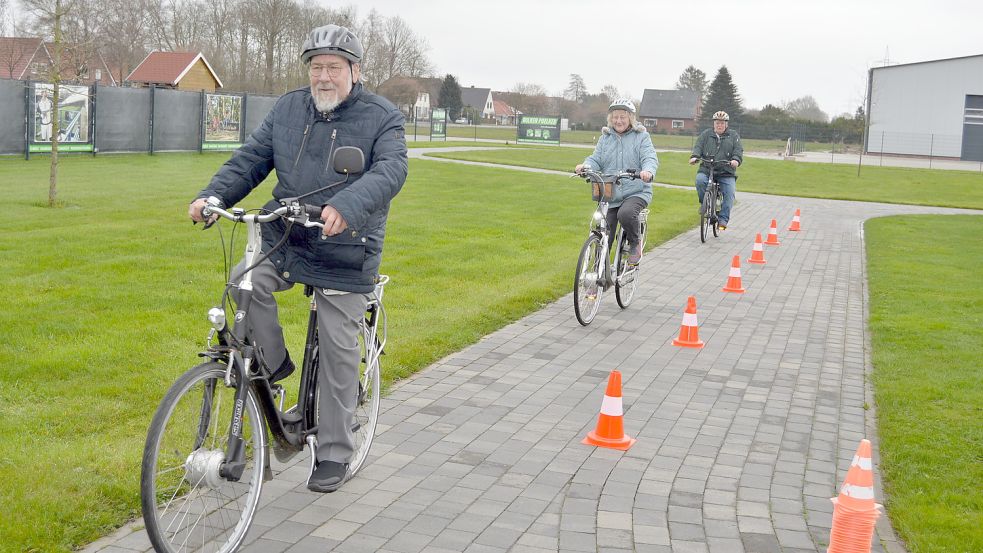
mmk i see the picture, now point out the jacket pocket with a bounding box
[310,232,367,272]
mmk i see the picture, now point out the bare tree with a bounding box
[21,0,75,206]
[245,0,298,93]
[146,0,207,51]
[99,0,150,83]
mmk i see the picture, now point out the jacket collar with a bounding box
[601,122,647,136]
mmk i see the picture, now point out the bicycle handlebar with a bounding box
[573,168,639,182]
[201,196,325,230]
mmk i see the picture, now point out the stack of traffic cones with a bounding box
[582,370,636,450]
[722,255,746,293]
[765,219,781,245]
[788,209,802,231]
[747,233,767,264]
[827,439,882,553]
[672,296,704,348]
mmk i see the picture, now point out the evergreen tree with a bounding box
[564,74,587,102]
[675,65,708,104]
[699,65,744,129]
[437,74,463,120]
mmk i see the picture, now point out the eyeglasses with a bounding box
[309,63,347,78]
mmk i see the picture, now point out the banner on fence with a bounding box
[30,83,93,152]
[202,93,243,150]
[517,114,561,145]
[431,108,447,140]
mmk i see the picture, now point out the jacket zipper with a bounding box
[324,129,338,173]
[293,124,310,170]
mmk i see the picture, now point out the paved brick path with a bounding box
[86,154,976,553]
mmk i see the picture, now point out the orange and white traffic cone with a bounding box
[827,439,882,553]
[788,209,802,231]
[722,255,746,293]
[747,233,767,264]
[765,219,781,245]
[582,370,636,450]
[671,296,704,348]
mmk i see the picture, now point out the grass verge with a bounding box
[866,215,983,552]
[426,148,983,209]
[0,152,694,551]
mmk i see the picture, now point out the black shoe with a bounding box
[308,460,349,493]
[269,352,295,383]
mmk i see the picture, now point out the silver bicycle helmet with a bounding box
[608,98,636,113]
[301,24,363,64]
[712,110,730,121]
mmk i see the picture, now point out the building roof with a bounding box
[639,89,700,119]
[126,51,223,88]
[869,52,983,72]
[0,37,117,85]
[493,99,519,116]
[460,86,491,111]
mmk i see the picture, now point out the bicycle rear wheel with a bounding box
[711,185,720,238]
[310,316,381,479]
[615,231,637,308]
[700,195,711,243]
[574,233,604,325]
[141,361,265,553]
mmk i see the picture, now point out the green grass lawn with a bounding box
[426,148,983,209]
[0,153,694,552]
[866,215,983,553]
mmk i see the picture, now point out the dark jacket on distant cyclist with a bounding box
[197,82,408,294]
[691,127,744,179]
[581,122,659,206]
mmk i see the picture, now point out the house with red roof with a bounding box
[493,98,520,125]
[0,36,116,85]
[126,52,222,92]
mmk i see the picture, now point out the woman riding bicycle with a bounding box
[575,98,658,265]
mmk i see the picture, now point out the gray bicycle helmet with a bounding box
[301,24,363,64]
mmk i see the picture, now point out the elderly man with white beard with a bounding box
[188,24,408,493]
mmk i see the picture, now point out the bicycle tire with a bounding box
[574,233,603,325]
[310,319,381,479]
[710,185,720,238]
[615,231,637,309]
[141,361,265,553]
[700,192,712,243]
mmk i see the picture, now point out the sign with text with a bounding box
[202,93,243,150]
[430,108,447,140]
[517,114,561,145]
[30,83,93,152]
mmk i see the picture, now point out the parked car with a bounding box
[454,117,468,124]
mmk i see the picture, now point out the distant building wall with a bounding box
[867,55,983,158]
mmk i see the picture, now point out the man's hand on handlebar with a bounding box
[729,160,739,168]
[188,197,218,226]
[688,157,698,165]
[639,171,653,183]
[320,205,349,236]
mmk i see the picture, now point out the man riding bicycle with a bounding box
[188,23,408,493]
[688,110,743,230]
[575,98,658,265]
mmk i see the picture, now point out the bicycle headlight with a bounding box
[207,307,226,331]
[592,211,605,226]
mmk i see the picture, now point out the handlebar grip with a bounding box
[304,204,323,219]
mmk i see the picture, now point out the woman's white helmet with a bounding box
[301,24,363,64]
[712,110,730,121]
[608,98,636,113]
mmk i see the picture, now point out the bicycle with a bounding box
[140,170,386,552]
[696,158,731,243]
[572,168,650,326]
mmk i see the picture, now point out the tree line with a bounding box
[9,0,433,94]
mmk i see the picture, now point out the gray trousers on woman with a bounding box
[605,196,648,248]
[231,258,367,465]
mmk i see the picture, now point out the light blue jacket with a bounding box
[582,123,659,206]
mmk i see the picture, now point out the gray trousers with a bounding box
[605,196,648,249]
[231,259,367,464]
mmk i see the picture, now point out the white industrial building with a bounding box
[866,53,983,161]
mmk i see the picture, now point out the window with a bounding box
[672,120,684,129]
[644,118,658,127]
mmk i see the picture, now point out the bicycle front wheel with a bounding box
[141,361,265,553]
[711,185,720,238]
[574,233,604,325]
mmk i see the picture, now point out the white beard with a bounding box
[312,90,342,113]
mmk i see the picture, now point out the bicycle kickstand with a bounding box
[305,434,318,485]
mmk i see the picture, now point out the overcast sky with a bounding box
[340,0,980,118]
